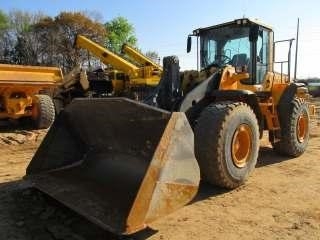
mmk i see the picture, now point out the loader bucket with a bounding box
[25,98,200,235]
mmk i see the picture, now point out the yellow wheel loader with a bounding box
[26,18,311,234]
[75,35,161,97]
[0,64,62,128]
[53,35,163,112]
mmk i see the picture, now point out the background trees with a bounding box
[0,10,10,62]
[33,12,107,71]
[0,10,106,72]
[104,16,137,54]
[145,50,160,64]
[9,10,47,65]
[0,9,159,72]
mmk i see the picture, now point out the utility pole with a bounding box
[294,18,300,80]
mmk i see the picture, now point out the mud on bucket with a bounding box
[25,98,200,234]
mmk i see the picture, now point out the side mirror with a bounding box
[187,36,192,53]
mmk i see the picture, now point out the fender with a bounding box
[186,89,263,136]
[278,82,306,108]
[277,82,306,125]
[210,90,263,133]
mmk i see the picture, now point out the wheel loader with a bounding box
[75,35,161,97]
[25,18,311,234]
[53,35,163,112]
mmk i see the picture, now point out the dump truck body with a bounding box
[0,64,62,128]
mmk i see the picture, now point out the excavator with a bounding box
[26,18,311,235]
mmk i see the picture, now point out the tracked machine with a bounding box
[26,18,311,234]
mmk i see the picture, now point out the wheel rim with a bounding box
[297,113,308,143]
[231,124,252,168]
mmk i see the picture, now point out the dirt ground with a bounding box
[0,100,319,240]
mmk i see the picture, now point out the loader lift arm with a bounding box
[121,43,163,72]
[75,35,140,76]
[75,35,160,87]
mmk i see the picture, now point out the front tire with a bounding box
[31,94,55,129]
[194,102,259,189]
[270,98,309,157]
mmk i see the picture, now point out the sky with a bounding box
[1,0,320,78]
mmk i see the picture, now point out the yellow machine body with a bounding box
[0,64,62,119]
[181,18,310,135]
[26,18,311,236]
[121,43,163,73]
[210,65,307,131]
[75,35,161,89]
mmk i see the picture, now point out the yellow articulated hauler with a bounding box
[0,64,62,128]
[26,18,312,235]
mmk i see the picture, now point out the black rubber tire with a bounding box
[53,94,65,114]
[270,98,309,157]
[194,101,259,189]
[32,94,55,129]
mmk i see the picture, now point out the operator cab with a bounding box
[188,18,274,85]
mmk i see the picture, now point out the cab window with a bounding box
[256,30,269,84]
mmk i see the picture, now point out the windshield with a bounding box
[200,25,251,70]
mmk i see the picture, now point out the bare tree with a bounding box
[33,12,106,72]
[145,50,160,64]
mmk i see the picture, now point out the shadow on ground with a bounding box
[0,118,37,131]
[256,146,293,168]
[0,180,122,240]
[190,146,294,203]
[0,146,298,240]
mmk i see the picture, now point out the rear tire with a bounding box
[53,94,65,114]
[270,98,309,157]
[194,102,259,189]
[32,94,55,129]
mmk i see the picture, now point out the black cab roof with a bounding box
[192,18,273,35]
